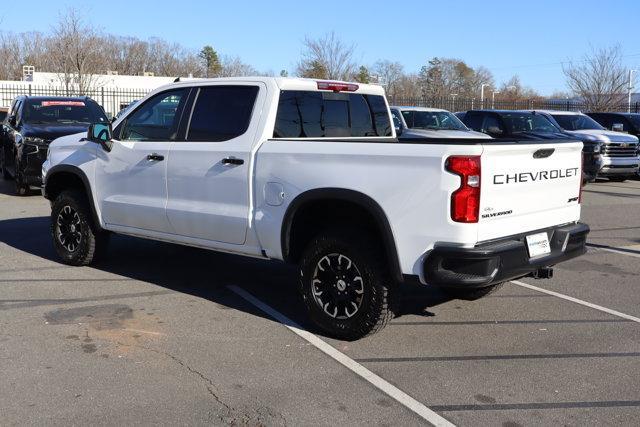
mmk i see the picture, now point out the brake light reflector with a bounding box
[316,81,359,92]
[446,156,481,223]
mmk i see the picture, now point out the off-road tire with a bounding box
[51,190,108,266]
[441,282,504,301]
[299,229,396,340]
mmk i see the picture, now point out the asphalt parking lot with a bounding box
[1,178,639,426]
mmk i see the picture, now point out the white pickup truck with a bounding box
[42,77,589,340]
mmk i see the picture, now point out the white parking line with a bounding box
[586,243,640,259]
[227,285,455,427]
[511,280,640,323]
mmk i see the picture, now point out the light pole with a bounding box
[628,70,637,113]
[480,84,489,108]
[491,91,500,109]
[451,93,458,110]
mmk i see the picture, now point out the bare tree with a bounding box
[372,60,404,97]
[296,32,356,80]
[499,75,539,101]
[563,45,628,111]
[219,55,257,77]
[48,9,106,94]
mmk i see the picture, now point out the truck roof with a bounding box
[165,76,386,96]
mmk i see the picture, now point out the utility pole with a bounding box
[480,84,489,108]
[492,91,500,109]
[628,70,637,113]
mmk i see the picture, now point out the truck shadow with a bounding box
[0,215,453,339]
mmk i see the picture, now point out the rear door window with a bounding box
[186,85,259,142]
[273,90,392,138]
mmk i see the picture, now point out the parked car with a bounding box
[530,111,625,182]
[586,112,640,181]
[390,106,491,139]
[42,78,588,340]
[0,96,108,195]
[460,110,600,183]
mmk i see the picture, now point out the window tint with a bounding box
[589,114,611,129]
[121,89,188,141]
[500,112,558,133]
[623,115,640,131]
[273,90,392,138]
[23,99,107,125]
[187,85,259,142]
[482,115,503,133]
[390,110,402,129]
[15,101,24,124]
[400,110,467,130]
[551,114,603,131]
[463,113,483,131]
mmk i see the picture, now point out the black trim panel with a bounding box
[424,222,589,289]
[43,164,102,230]
[281,188,402,282]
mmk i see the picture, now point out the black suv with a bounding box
[460,110,602,183]
[587,112,640,136]
[0,96,108,195]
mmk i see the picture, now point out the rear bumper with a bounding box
[423,222,589,289]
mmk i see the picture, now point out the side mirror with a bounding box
[394,124,403,136]
[486,126,504,137]
[612,123,624,132]
[88,123,112,149]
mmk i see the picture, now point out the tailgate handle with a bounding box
[533,148,555,159]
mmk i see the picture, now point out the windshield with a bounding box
[401,110,468,131]
[501,112,560,133]
[552,114,604,131]
[23,100,108,125]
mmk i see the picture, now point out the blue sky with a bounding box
[1,0,639,95]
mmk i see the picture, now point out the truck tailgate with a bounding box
[478,141,583,242]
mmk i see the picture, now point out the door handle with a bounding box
[147,153,164,161]
[222,157,244,166]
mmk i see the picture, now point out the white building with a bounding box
[0,70,175,116]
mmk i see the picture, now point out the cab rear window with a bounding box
[273,90,391,138]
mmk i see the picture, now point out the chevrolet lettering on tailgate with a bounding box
[493,167,580,185]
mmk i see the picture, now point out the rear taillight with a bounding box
[446,156,481,223]
[316,81,359,92]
